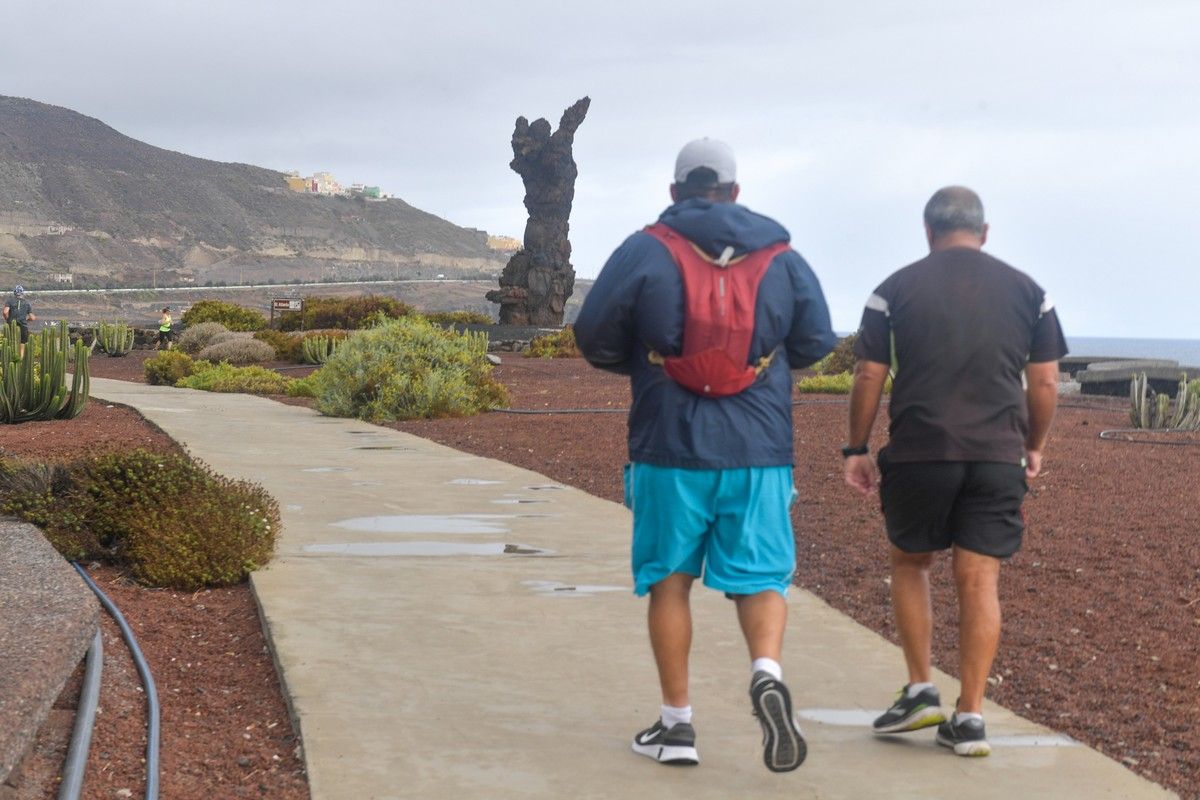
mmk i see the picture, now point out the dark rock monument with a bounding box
[487,97,590,326]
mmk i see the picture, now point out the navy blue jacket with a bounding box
[575,199,836,469]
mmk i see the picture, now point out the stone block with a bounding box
[0,519,98,786]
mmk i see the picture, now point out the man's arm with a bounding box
[844,358,890,495]
[574,234,648,375]
[1024,360,1059,478]
[2,304,8,321]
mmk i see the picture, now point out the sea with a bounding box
[1066,337,1200,369]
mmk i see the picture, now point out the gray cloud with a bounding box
[4,0,1197,336]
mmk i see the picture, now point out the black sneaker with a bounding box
[872,684,947,734]
[631,719,700,765]
[936,714,991,757]
[749,671,807,772]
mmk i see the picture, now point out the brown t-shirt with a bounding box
[854,247,1068,465]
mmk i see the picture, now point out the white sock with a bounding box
[906,682,935,699]
[954,711,983,724]
[661,704,692,728]
[751,657,782,681]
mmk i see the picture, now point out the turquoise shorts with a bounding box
[623,462,797,597]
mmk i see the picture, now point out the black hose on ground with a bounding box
[71,563,161,800]
[56,629,102,800]
[1098,428,1200,447]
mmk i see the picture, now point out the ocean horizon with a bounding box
[1066,336,1200,368]
[829,333,1200,369]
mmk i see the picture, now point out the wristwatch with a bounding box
[841,444,870,458]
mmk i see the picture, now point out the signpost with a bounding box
[271,298,304,328]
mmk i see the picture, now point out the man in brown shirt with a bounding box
[844,186,1066,756]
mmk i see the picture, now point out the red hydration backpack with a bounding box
[644,223,789,397]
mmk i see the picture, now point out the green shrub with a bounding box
[177,321,229,354]
[813,333,858,375]
[277,295,413,332]
[797,373,854,394]
[796,372,892,394]
[525,326,581,358]
[196,337,276,365]
[305,315,509,421]
[423,310,493,326]
[176,362,292,394]
[0,450,279,589]
[182,299,266,332]
[144,350,197,385]
[0,460,94,559]
[286,372,320,398]
[254,328,302,362]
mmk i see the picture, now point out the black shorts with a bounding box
[878,448,1027,558]
[16,324,28,344]
[158,329,173,344]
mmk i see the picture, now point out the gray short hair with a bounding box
[923,186,985,237]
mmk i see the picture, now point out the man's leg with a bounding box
[890,546,936,684]
[647,572,695,707]
[633,571,701,765]
[952,546,1001,713]
[734,589,786,662]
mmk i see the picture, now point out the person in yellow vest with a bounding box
[156,307,174,350]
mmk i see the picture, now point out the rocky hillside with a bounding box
[0,96,506,288]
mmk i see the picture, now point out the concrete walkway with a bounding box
[91,377,1176,800]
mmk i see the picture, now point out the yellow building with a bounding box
[285,175,310,193]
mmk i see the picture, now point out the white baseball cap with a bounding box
[674,138,737,184]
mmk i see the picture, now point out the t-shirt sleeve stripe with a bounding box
[865,293,890,315]
[1039,294,1054,316]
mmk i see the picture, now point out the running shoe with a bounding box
[749,671,807,772]
[872,684,947,734]
[631,719,700,765]
[936,714,991,757]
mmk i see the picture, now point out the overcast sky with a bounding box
[6,0,1199,338]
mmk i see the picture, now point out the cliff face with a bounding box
[0,96,504,286]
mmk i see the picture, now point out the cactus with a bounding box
[0,321,89,423]
[301,334,342,365]
[94,320,135,356]
[1129,372,1200,431]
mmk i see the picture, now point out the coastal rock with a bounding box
[487,97,590,326]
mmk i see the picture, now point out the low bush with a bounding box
[796,372,892,394]
[423,310,493,326]
[177,321,229,354]
[0,450,279,589]
[176,362,292,394]
[304,315,508,421]
[196,337,276,365]
[797,373,854,394]
[286,372,319,398]
[813,333,858,375]
[144,350,198,385]
[277,295,413,331]
[182,299,267,331]
[525,326,582,358]
[254,328,302,362]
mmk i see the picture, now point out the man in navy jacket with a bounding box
[575,138,835,772]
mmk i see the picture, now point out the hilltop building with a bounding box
[286,170,387,200]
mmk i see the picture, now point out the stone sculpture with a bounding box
[487,97,590,326]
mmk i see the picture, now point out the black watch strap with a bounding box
[841,444,870,458]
